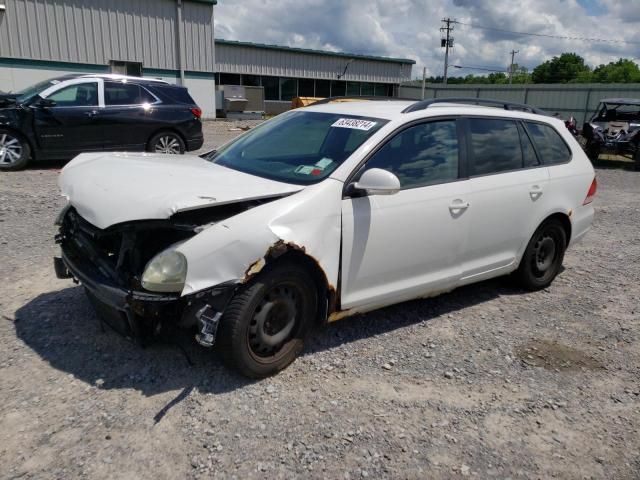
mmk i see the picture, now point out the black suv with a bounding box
[0,74,204,170]
[582,98,640,165]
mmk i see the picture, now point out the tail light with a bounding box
[190,107,202,119]
[583,177,597,205]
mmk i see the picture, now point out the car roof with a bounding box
[56,73,171,86]
[303,99,555,123]
[600,98,640,106]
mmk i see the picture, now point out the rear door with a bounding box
[99,81,160,150]
[32,80,104,155]
[341,118,471,310]
[460,117,549,282]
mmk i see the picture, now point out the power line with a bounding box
[453,20,640,46]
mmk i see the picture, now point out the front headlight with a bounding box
[141,250,187,292]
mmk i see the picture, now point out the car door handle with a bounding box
[84,110,98,117]
[449,200,470,212]
[530,185,543,200]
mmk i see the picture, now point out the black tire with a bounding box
[0,129,31,171]
[516,219,567,291]
[216,262,317,378]
[147,131,185,155]
[585,141,600,162]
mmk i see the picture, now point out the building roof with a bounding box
[214,39,416,65]
[600,98,640,105]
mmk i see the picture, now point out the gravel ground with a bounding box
[0,120,639,479]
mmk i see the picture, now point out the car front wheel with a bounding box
[148,131,185,155]
[516,219,567,291]
[216,262,317,378]
[0,129,30,171]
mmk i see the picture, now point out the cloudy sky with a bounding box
[214,0,640,79]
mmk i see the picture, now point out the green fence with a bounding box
[398,83,640,125]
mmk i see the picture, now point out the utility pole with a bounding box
[440,18,454,85]
[508,49,519,85]
[421,66,426,100]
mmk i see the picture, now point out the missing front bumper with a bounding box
[54,252,237,344]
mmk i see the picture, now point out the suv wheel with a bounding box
[216,263,317,378]
[516,219,567,291]
[585,140,600,162]
[148,132,185,155]
[0,129,30,171]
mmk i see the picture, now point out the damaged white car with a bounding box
[54,98,596,378]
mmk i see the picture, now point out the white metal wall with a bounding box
[0,0,214,72]
[215,43,413,84]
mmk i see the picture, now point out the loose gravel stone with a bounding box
[0,122,638,479]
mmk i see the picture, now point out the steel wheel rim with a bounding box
[0,133,23,166]
[248,282,301,359]
[532,232,557,276]
[154,135,181,154]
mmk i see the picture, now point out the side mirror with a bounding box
[349,168,401,196]
[38,98,56,108]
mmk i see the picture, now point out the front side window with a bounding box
[469,118,522,175]
[363,120,459,189]
[47,82,98,107]
[524,122,571,165]
[209,111,387,185]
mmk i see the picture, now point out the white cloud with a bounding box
[214,0,640,79]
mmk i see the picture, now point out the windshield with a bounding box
[207,111,388,185]
[594,102,640,122]
[14,78,64,103]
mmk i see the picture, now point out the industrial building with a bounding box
[0,0,415,118]
[0,0,217,116]
[214,39,415,114]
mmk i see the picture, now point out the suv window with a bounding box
[524,122,571,165]
[469,118,522,175]
[105,82,155,105]
[518,123,540,167]
[151,85,196,104]
[47,82,98,107]
[364,120,459,189]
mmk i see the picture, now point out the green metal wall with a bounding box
[398,83,640,124]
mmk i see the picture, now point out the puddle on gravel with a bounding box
[516,339,604,370]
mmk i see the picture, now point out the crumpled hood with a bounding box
[59,152,303,229]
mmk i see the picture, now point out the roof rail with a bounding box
[310,95,414,106]
[402,97,548,115]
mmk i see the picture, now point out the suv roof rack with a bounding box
[310,96,414,105]
[402,97,548,115]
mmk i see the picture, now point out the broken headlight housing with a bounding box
[141,250,187,293]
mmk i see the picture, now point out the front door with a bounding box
[340,119,470,311]
[32,80,103,157]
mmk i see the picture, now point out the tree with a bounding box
[531,53,591,83]
[592,59,640,83]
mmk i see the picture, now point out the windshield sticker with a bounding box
[331,118,377,131]
[315,157,333,169]
[295,165,323,176]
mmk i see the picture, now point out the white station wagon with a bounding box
[54,98,596,377]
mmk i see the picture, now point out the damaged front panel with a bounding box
[176,179,344,303]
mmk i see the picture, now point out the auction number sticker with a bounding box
[331,118,377,131]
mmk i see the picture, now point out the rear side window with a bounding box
[524,122,571,165]
[365,120,459,189]
[468,118,522,175]
[152,85,196,105]
[518,123,540,167]
[104,82,155,105]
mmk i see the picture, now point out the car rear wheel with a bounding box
[516,219,567,291]
[148,131,185,155]
[0,129,30,171]
[216,262,317,378]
